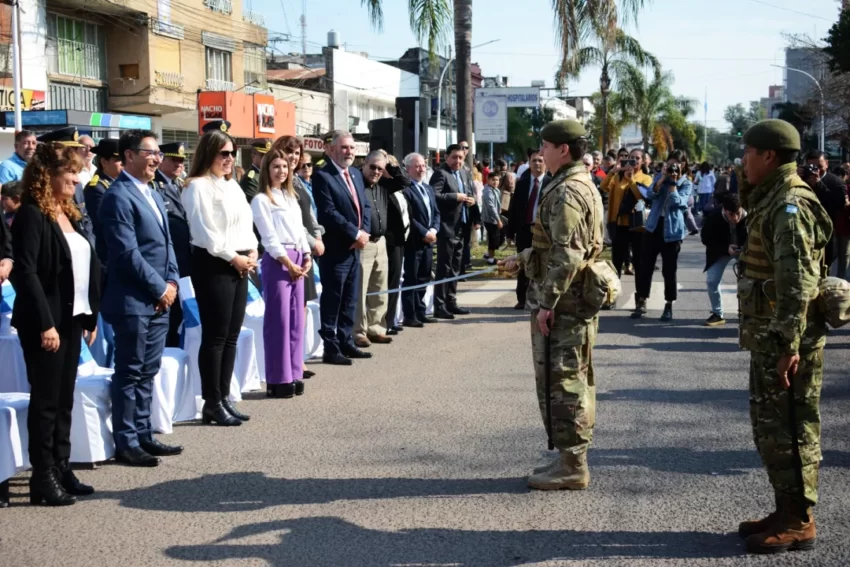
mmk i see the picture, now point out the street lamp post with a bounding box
[435,39,500,163]
[772,64,824,152]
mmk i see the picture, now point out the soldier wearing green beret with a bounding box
[499,119,606,491]
[239,138,272,203]
[736,119,832,554]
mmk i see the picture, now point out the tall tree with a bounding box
[454,0,473,165]
[616,64,674,154]
[559,21,660,152]
[723,102,766,137]
[362,0,451,63]
[585,91,630,151]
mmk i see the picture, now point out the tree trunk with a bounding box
[454,0,473,167]
[601,93,609,153]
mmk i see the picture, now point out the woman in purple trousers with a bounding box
[250,149,311,398]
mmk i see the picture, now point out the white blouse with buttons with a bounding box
[251,188,310,260]
[181,174,257,262]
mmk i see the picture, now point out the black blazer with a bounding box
[508,171,551,239]
[0,217,11,261]
[429,164,473,238]
[700,207,747,272]
[403,181,441,248]
[10,199,101,335]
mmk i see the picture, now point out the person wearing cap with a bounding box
[84,138,122,266]
[156,142,193,347]
[0,129,37,183]
[239,138,272,203]
[313,133,332,170]
[77,135,97,187]
[734,119,832,554]
[498,119,604,492]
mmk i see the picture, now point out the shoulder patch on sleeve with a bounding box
[785,204,799,214]
[88,174,99,187]
[247,170,255,179]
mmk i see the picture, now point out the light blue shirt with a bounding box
[415,182,432,225]
[454,171,467,223]
[0,153,27,184]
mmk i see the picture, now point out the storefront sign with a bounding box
[0,89,46,112]
[474,96,508,143]
[253,94,276,136]
[198,91,296,138]
[302,136,369,156]
[2,109,151,130]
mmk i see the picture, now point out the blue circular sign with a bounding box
[483,100,499,118]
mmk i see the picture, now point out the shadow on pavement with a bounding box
[96,474,527,513]
[164,516,744,565]
[598,388,745,406]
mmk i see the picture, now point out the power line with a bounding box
[740,0,833,21]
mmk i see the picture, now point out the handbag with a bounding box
[617,188,647,232]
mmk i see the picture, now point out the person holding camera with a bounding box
[632,149,693,321]
[601,148,653,280]
[700,193,747,326]
[800,151,847,274]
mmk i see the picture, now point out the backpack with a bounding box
[817,277,850,329]
[581,258,621,311]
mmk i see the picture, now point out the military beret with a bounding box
[91,138,120,158]
[249,138,273,154]
[540,120,587,145]
[160,142,186,158]
[201,120,231,134]
[743,119,801,152]
[37,126,83,147]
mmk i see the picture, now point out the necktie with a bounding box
[526,178,540,225]
[455,171,467,223]
[343,169,361,228]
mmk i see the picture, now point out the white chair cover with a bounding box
[242,279,266,382]
[0,281,14,336]
[0,394,29,483]
[70,372,115,463]
[304,300,323,360]
[0,335,28,394]
[151,348,194,434]
[178,276,261,404]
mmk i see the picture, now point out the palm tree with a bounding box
[616,64,675,154]
[560,21,660,152]
[361,0,451,62]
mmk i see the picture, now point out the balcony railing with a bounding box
[205,78,235,92]
[151,18,185,40]
[50,39,105,81]
[243,10,265,27]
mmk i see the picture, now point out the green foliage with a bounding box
[585,91,628,150]
[823,8,850,74]
[363,0,452,66]
[616,64,675,153]
[489,107,555,160]
[724,102,766,137]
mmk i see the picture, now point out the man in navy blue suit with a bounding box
[312,131,373,365]
[99,129,183,467]
[401,153,440,327]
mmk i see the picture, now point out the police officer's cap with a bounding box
[540,120,587,146]
[36,126,84,147]
[91,138,120,159]
[160,142,186,159]
[743,119,801,152]
[201,120,232,134]
[322,132,333,144]
[249,138,273,154]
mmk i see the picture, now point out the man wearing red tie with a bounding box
[507,150,550,309]
[312,131,373,365]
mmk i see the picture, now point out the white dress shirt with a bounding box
[251,188,310,259]
[516,163,529,179]
[78,161,97,187]
[331,159,365,239]
[63,230,92,316]
[123,170,164,226]
[182,174,258,262]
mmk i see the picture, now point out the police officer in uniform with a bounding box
[36,126,94,242]
[84,138,122,265]
[156,142,193,347]
[499,120,605,491]
[736,119,832,554]
[313,132,333,170]
[239,138,272,203]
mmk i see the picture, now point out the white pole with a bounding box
[11,0,22,131]
[703,87,708,160]
[435,56,453,164]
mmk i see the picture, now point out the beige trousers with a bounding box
[355,237,389,337]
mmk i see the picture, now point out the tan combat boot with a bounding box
[745,508,816,554]
[530,455,560,475]
[527,450,589,490]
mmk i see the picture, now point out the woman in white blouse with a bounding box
[182,128,258,426]
[251,150,311,399]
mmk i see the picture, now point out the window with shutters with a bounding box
[161,129,199,171]
[46,13,106,81]
[243,44,267,92]
[205,48,233,91]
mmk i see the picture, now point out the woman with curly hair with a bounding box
[11,143,101,506]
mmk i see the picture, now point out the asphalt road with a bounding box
[1,239,849,566]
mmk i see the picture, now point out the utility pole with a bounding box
[10,0,22,131]
[704,87,708,161]
[300,0,306,64]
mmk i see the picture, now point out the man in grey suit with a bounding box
[429,143,474,319]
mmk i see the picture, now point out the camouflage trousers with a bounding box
[749,349,823,509]
[530,311,597,454]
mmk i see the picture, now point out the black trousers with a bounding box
[402,243,434,320]
[165,298,183,348]
[636,217,681,302]
[434,224,468,311]
[629,229,644,285]
[514,224,533,306]
[612,225,633,277]
[191,246,249,403]
[385,240,404,329]
[20,317,83,469]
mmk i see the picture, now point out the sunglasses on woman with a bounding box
[219,150,237,159]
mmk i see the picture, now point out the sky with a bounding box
[251,0,843,130]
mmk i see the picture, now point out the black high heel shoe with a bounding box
[30,467,76,506]
[294,380,305,396]
[221,398,250,421]
[267,383,295,399]
[302,369,315,379]
[201,401,242,426]
[58,460,94,496]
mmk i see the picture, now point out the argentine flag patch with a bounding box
[786,204,799,214]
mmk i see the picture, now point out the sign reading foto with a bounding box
[474,96,508,143]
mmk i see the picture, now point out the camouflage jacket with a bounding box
[738,162,832,354]
[521,162,604,318]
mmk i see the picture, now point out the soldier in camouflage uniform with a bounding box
[500,120,605,491]
[736,119,832,554]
